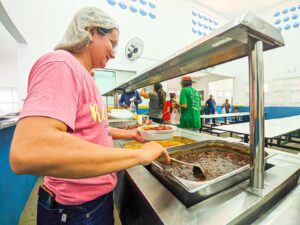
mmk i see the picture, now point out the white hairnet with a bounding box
[55,7,119,52]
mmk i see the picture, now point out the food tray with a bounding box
[150,140,273,207]
[121,136,197,149]
[108,119,137,127]
[137,125,177,140]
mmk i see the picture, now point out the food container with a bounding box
[137,125,177,140]
[150,140,273,207]
[120,136,197,149]
[108,109,133,119]
[137,115,150,125]
[109,119,137,127]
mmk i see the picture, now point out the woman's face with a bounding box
[89,28,119,68]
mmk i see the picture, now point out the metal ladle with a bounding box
[170,157,207,180]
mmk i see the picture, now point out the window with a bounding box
[208,78,233,105]
[94,70,116,107]
[244,77,300,106]
[0,87,20,115]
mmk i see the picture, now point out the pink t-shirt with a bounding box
[20,50,116,205]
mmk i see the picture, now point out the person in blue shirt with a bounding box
[205,95,216,124]
[119,90,142,113]
[205,94,216,115]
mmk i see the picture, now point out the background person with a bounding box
[9,7,169,225]
[179,76,201,129]
[222,98,231,113]
[169,92,181,125]
[232,107,240,123]
[162,92,174,124]
[140,83,166,124]
[205,94,216,124]
[205,94,216,115]
[119,90,142,113]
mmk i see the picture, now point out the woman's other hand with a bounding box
[129,129,146,143]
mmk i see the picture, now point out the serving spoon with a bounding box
[170,157,207,179]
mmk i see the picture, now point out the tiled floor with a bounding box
[18,177,122,225]
[18,178,43,225]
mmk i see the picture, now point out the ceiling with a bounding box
[195,0,286,19]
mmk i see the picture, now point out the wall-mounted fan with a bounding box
[125,37,144,61]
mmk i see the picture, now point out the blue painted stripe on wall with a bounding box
[232,106,300,119]
[0,126,38,225]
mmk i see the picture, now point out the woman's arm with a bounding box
[140,88,149,99]
[135,91,143,104]
[10,116,169,179]
[162,102,171,115]
[180,104,187,109]
[179,89,187,109]
[109,127,145,143]
[119,94,125,108]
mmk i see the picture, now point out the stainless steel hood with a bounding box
[104,12,284,96]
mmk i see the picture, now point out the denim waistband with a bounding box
[55,191,113,212]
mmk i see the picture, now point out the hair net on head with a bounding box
[54,7,119,52]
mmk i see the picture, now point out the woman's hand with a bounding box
[129,129,146,143]
[140,88,149,98]
[139,142,170,165]
[107,110,113,119]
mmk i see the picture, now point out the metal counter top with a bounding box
[114,129,300,225]
[0,116,18,130]
[253,183,300,225]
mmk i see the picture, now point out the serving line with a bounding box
[113,128,300,225]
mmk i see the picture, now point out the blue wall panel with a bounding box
[264,106,300,119]
[0,126,38,225]
[232,106,300,119]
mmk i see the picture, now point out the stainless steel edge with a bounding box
[149,140,272,207]
[248,38,265,194]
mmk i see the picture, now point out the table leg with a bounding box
[244,134,249,143]
[200,118,203,132]
[277,137,281,145]
[264,138,269,147]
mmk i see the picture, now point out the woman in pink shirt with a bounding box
[9,7,170,225]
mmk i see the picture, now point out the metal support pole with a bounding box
[248,38,265,195]
[114,93,118,109]
[106,96,109,110]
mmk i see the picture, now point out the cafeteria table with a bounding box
[200,112,250,128]
[213,115,300,151]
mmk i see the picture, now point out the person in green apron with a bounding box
[179,76,201,129]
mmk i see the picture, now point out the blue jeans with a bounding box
[37,191,114,225]
[206,108,216,123]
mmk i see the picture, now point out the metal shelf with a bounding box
[104,12,284,96]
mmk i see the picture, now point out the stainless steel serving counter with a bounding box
[0,115,18,130]
[114,129,300,225]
